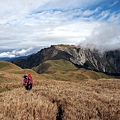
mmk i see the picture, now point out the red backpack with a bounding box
[28,73,33,84]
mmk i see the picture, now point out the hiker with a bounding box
[23,74,33,90]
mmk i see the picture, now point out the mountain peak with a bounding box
[12,44,120,75]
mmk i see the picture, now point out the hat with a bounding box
[25,74,28,76]
[23,74,28,78]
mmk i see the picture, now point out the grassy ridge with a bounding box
[0,61,22,71]
[33,59,111,81]
[33,59,77,73]
[0,61,41,92]
[0,61,42,79]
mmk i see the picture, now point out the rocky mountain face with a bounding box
[12,45,120,75]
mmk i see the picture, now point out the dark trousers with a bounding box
[25,84,32,90]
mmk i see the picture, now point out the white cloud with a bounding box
[108,12,120,24]
[0,0,119,56]
[98,11,110,20]
[80,23,120,52]
[0,52,15,58]
[0,0,105,25]
[83,7,100,16]
[109,0,119,7]
[0,47,33,58]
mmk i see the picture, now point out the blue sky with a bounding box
[0,0,120,58]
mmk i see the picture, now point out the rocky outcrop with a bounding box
[12,45,120,75]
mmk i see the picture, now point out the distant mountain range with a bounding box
[12,44,120,76]
[0,57,12,61]
[0,55,29,61]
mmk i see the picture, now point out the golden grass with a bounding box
[33,59,112,81]
[40,69,111,82]
[0,79,120,120]
[0,61,42,92]
[54,44,75,49]
[33,59,77,74]
[0,61,22,71]
[0,61,120,120]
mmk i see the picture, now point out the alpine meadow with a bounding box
[0,0,120,120]
[0,58,120,120]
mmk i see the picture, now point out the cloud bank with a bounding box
[0,0,120,57]
[80,23,120,52]
[0,47,33,58]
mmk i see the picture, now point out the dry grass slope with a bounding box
[33,59,112,81]
[0,61,42,92]
[0,61,120,120]
[0,79,120,120]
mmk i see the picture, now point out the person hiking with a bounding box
[23,74,33,90]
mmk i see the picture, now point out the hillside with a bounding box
[0,61,22,71]
[0,61,120,120]
[0,61,41,92]
[33,59,111,81]
[12,44,120,75]
[0,78,120,119]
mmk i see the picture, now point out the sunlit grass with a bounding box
[33,59,112,81]
[0,61,120,120]
[0,79,120,120]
